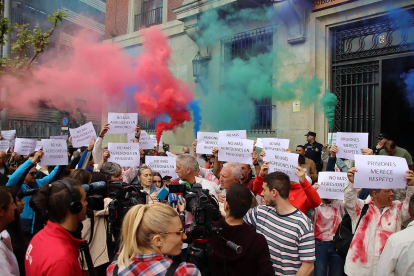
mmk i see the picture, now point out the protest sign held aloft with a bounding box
[0,141,10,152]
[35,141,42,151]
[69,122,97,148]
[263,138,290,153]
[129,131,154,150]
[336,132,368,160]
[14,138,37,155]
[145,156,177,178]
[263,150,299,183]
[50,135,68,140]
[1,130,16,141]
[196,132,219,154]
[219,130,247,139]
[150,135,163,147]
[354,155,409,189]
[327,133,337,147]
[317,172,348,200]
[108,143,141,167]
[107,113,138,134]
[41,139,68,165]
[218,137,254,164]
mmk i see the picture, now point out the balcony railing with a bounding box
[134,7,163,31]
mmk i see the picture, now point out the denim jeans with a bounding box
[314,238,345,276]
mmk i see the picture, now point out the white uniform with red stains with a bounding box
[344,181,414,276]
[313,200,345,241]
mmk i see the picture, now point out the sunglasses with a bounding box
[159,229,185,237]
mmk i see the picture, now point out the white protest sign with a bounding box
[133,131,153,150]
[150,135,162,147]
[0,140,9,152]
[317,172,348,200]
[107,113,138,134]
[107,143,141,167]
[166,151,176,157]
[50,135,68,140]
[218,137,254,164]
[263,138,290,153]
[354,155,409,189]
[35,141,42,151]
[219,130,247,139]
[14,138,37,155]
[336,132,368,160]
[145,156,177,178]
[263,150,299,182]
[127,132,135,143]
[327,133,337,147]
[69,122,97,148]
[1,130,16,141]
[255,138,263,148]
[41,139,68,165]
[196,132,219,154]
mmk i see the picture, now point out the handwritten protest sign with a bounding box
[41,139,68,165]
[1,130,16,141]
[327,133,337,147]
[129,131,153,150]
[35,141,42,151]
[107,143,141,167]
[336,132,368,160]
[14,138,37,155]
[150,135,163,147]
[145,156,177,178]
[218,137,254,164]
[255,138,263,148]
[0,141,9,152]
[354,155,409,189]
[263,138,290,153]
[107,113,138,134]
[196,132,219,154]
[263,149,299,182]
[50,135,68,140]
[69,122,97,148]
[317,172,347,200]
[219,130,247,139]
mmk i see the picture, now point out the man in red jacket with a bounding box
[25,178,88,276]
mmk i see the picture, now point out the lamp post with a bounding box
[192,51,207,83]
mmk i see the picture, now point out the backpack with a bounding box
[332,204,369,260]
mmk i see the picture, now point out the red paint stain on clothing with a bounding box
[350,210,373,264]
[332,208,340,233]
[379,230,393,254]
[355,203,362,217]
[314,212,323,238]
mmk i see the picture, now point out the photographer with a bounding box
[25,178,88,276]
[209,183,274,276]
[106,204,201,276]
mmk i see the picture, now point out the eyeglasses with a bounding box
[159,229,185,237]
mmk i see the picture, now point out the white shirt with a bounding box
[376,221,414,276]
[0,230,19,276]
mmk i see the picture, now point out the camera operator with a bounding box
[209,183,274,276]
[25,178,88,276]
[106,204,201,276]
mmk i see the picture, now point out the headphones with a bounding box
[58,180,83,214]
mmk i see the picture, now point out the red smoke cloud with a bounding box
[133,26,194,142]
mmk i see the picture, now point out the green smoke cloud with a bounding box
[319,91,338,131]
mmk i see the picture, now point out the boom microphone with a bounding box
[17,189,38,199]
[83,181,106,193]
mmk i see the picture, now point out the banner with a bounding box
[196,132,219,154]
[336,132,368,160]
[317,172,348,200]
[263,138,290,153]
[69,122,97,148]
[263,150,299,182]
[1,130,16,141]
[107,143,141,167]
[219,130,247,139]
[218,137,254,164]
[107,113,138,134]
[145,156,177,178]
[354,155,409,189]
[41,139,68,165]
[14,138,37,155]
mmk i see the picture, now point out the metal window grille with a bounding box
[126,94,156,133]
[134,0,163,31]
[221,26,275,134]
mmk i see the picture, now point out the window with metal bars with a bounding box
[126,92,156,133]
[221,26,275,134]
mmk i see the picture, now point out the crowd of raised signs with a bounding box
[0,112,413,276]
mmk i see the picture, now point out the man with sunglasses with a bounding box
[373,133,390,155]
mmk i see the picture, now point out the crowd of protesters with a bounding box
[0,124,413,276]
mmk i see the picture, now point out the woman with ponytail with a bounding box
[0,186,19,275]
[106,204,201,276]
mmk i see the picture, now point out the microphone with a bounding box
[17,189,38,199]
[171,180,180,185]
[178,194,184,205]
[82,181,106,193]
[168,193,178,209]
[218,234,242,254]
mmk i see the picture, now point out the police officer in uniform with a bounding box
[304,131,323,172]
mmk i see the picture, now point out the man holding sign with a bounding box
[343,167,414,276]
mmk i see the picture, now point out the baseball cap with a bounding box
[305,131,317,137]
[376,133,390,140]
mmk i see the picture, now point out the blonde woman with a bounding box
[106,204,201,276]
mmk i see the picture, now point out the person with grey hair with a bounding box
[377,194,414,276]
[99,162,123,181]
[175,154,218,200]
